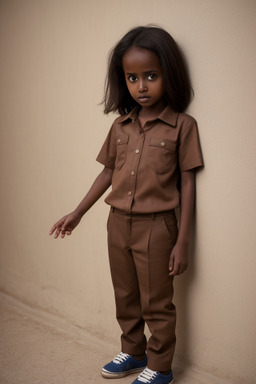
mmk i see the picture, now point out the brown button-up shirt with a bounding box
[96,106,203,213]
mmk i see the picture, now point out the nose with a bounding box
[138,79,147,93]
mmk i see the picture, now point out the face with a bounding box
[122,46,165,112]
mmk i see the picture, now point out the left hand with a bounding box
[169,242,189,276]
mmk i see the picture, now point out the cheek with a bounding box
[155,82,164,96]
[126,83,135,95]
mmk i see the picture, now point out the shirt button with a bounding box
[130,171,135,176]
[135,149,140,154]
[160,141,166,147]
[128,191,132,195]
[117,138,121,144]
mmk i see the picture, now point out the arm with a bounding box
[49,166,113,239]
[169,170,195,276]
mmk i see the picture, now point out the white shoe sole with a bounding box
[101,366,145,379]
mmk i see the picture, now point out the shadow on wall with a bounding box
[173,175,202,367]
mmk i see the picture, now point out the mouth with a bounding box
[138,96,150,103]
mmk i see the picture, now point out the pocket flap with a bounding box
[116,134,129,145]
[149,137,176,152]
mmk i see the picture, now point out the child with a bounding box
[49,26,203,384]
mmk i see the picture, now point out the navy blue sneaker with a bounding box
[102,352,147,379]
[132,368,174,384]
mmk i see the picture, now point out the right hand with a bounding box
[49,211,82,239]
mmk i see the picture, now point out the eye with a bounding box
[148,73,157,81]
[127,75,137,82]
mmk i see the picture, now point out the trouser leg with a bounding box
[107,210,178,371]
[107,210,147,355]
[131,214,178,371]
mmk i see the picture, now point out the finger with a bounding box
[60,227,67,239]
[169,256,174,272]
[171,263,186,276]
[50,219,64,236]
[54,229,60,239]
[169,262,179,276]
[169,268,179,276]
[49,225,57,235]
[61,226,73,238]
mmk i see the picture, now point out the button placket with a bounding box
[126,133,145,211]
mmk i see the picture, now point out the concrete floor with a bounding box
[0,292,231,384]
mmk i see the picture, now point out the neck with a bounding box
[138,102,166,124]
[138,107,166,129]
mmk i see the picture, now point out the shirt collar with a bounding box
[158,106,179,127]
[118,105,178,127]
[118,107,140,124]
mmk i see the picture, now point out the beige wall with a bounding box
[1,0,256,382]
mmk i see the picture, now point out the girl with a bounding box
[50,26,203,384]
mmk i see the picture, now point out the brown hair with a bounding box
[102,26,193,115]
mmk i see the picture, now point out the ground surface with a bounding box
[0,292,231,384]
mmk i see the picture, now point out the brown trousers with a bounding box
[107,208,178,371]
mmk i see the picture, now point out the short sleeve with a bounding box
[96,123,117,169]
[178,118,204,172]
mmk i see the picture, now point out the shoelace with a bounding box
[113,352,130,364]
[137,368,158,383]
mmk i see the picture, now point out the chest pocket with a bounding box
[147,137,176,174]
[115,134,129,170]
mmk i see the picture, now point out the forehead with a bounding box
[122,46,161,72]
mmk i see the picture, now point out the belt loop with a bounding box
[152,213,156,220]
[111,206,115,213]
